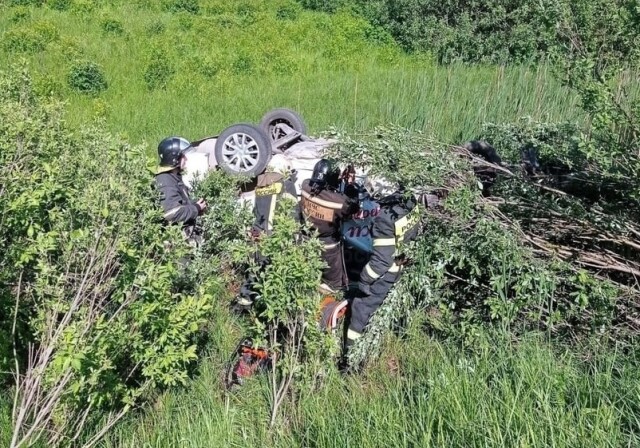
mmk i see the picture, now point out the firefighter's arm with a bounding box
[358,212,396,294]
[339,194,359,218]
[157,178,200,224]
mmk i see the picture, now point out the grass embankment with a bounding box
[100,311,640,447]
[0,1,589,149]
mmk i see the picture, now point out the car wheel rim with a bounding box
[269,120,290,141]
[221,132,261,172]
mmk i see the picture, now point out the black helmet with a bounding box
[309,159,340,193]
[158,136,192,169]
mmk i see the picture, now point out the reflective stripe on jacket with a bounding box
[359,194,420,286]
[253,173,299,234]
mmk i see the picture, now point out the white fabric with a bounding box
[268,154,292,174]
[183,152,210,190]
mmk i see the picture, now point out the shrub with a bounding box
[3,29,41,54]
[101,17,125,36]
[243,201,328,425]
[164,0,199,14]
[33,73,65,98]
[232,53,253,75]
[1,65,215,446]
[175,11,195,29]
[67,60,108,94]
[47,0,71,11]
[143,48,175,90]
[8,7,30,23]
[56,36,84,58]
[2,20,59,53]
[329,126,630,367]
[145,20,166,36]
[70,0,95,14]
[236,2,258,25]
[298,0,350,13]
[297,0,638,64]
[190,55,220,79]
[275,3,301,20]
[8,0,44,5]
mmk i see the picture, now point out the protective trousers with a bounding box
[346,270,400,344]
[237,250,268,308]
[320,236,349,291]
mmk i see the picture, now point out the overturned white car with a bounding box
[183,108,379,277]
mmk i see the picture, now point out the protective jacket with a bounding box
[252,172,299,235]
[155,170,201,226]
[301,179,359,290]
[358,193,420,291]
[300,179,358,239]
[346,193,421,346]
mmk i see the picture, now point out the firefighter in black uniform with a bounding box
[301,159,359,293]
[235,157,300,310]
[343,184,422,364]
[155,136,207,243]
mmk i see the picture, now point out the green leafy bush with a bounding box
[67,60,108,94]
[101,17,125,35]
[143,47,175,90]
[8,7,31,23]
[298,0,350,13]
[8,0,44,5]
[145,19,166,35]
[330,126,627,366]
[275,3,301,20]
[0,65,215,446]
[2,20,59,53]
[47,0,71,11]
[70,0,95,14]
[164,0,200,14]
[232,53,254,75]
[298,0,639,64]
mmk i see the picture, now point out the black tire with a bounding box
[214,123,272,177]
[463,140,502,164]
[259,108,307,143]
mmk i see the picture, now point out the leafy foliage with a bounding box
[2,20,59,53]
[67,60,108,94]
[243,200,331,425]
[163,0,199,14]
[299,0,640,64]
[100,17,125,36]
[329,126,630,366]
[143,47,175,90]
[0,66,216,446]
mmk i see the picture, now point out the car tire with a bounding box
[259,108,307,143]
[214,123,272,177]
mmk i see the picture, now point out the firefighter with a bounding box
[300,159,359,294]
[234,155,299,311]
[343,181,422,366]
[155,136,207,244]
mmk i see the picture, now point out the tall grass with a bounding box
[0,393,12,447]
[100,309,640,448]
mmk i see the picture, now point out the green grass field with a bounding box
[2,1,640,447]
[0,1,589,151]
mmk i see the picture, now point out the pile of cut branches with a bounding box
[331,126,639,365]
